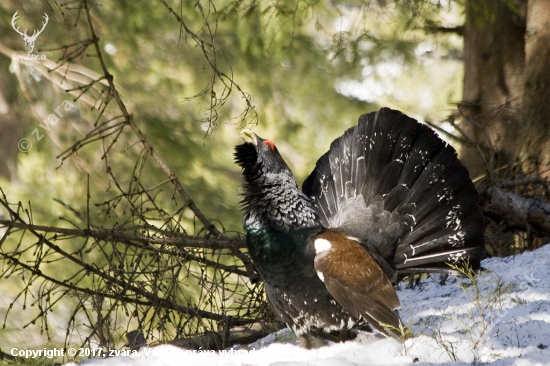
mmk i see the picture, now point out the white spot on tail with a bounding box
[450,250,466,261]
[314,238,331,254]
[446,205,463,231]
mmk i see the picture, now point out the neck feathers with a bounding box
[241,173,320,232]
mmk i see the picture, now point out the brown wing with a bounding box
[313,230,404,338]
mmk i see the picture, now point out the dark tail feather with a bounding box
[303,108,485,276]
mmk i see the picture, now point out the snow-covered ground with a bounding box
[66,244,550,366]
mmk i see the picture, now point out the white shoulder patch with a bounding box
[317,271,325,282]
[314,238,332,254]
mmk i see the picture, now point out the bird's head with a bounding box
[234,130,294,184]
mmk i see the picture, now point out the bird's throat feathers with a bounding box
[242,176,320,232]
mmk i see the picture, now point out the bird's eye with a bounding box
[263,140,276,151]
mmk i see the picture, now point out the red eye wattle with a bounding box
[263,140,275,151]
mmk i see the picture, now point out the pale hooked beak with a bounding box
[240,129,258,146]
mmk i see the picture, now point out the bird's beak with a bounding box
[240,129,258,146]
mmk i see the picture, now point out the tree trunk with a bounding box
[518,0,550,177]
[460,0,526,179]
[460,0,550,253]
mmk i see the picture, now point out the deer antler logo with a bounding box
[11,11,49,54]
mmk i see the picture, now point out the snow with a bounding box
[66,244,550,366]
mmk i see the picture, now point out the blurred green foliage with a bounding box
[0,0,464,231]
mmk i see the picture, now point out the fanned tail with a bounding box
[303,108,485,277]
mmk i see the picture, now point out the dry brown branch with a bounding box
[168,321,286,350]
[0,219,244,250]
[496,175,549,188]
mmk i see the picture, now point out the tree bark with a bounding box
[518,0,550,177]
[460,0,526,179]
[486,185,550,235]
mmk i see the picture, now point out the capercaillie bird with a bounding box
[234,108,485,348]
